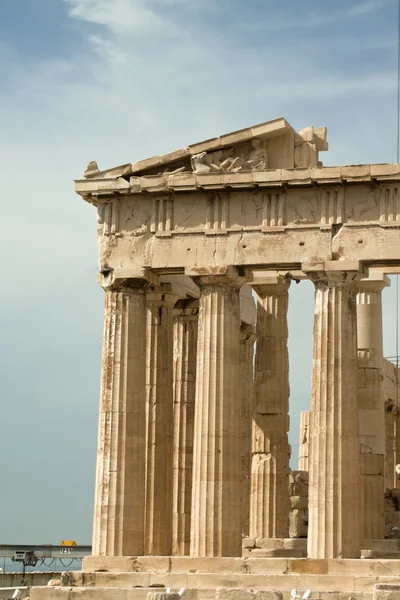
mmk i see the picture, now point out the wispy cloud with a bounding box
[88,34,127,63]
[348,1,386,16]
[64,0,204,36]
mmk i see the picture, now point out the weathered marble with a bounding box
[250,277,290,540]
[92,279,148,556]
[357,275,390,541]
[44,119,400,600]
[298,411,310,472]
[240,323,256,538]
[172,300,199,556]
[190,269,247,557]
[304,262,364,559]
[145,287,180,556]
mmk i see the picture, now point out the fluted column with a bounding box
[172,300,199,556]
[304,262,364,559]
[385,402,396,489]
[249,277,290,539]
[240,323,256,538]
[145,287,179,556]
[93,279,147,556]
[298,411,310,472]
[357,274,389,541]
[190,269,245,557]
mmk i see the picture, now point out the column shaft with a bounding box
[190,275,243,557]
[357,276,389,541]
[145,291,177,555]
[93,282,146,556]
[240,324,256,538]
[385,402,396,489]
[172,303,198,556]
[249,279,290,539]
[306,267,362,559]
[298,411,310,472]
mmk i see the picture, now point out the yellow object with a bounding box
[61,540,77,546]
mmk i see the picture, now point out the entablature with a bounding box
[76,163,400,201]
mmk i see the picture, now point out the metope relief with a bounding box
[286,191,319,227]
[346,189,379,224]
[173,193,209,233]
[121,199,151,235]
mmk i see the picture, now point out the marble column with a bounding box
[385,402,396,489]
[172,300,199,556]
[92,279,147,556]
[298,411,310,472]
[395,406,400,488]
[304,263,364,559]
[249,277,290,540]
[190,270,244,557]
[357,275,389,541]
[240,323,256,538]
[144,287,179,556]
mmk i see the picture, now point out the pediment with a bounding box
[83,117,328,180]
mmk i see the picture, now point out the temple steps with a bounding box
[30,558,400,600]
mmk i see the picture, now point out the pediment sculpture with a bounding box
[190,139,268,174]
[82,117,329,180]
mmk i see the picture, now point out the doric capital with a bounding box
[185,265,253,288]
[251,274,291,299]
[98,267,158,291]
[357,273,390,297]
[302,260,367,289]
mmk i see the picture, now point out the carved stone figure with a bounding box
[247,139,268,170]
[191,152,222,174]
[191,140,268,174]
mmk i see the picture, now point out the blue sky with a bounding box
[0,0,399,545]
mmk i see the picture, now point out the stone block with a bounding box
[371,561,400,576]
[319,594,367,600]
[369,539,399,551]
[136,557,171,573]
[83,556,139,572]
[216,589,253,600]
[149,574,189,589]
[147,593,180,600]
[94,572,151,587]
[374,584,400,600]
[290,496,308,510]
[289,559,328,574]
[70,588,128,600]
[31,588,71,600]
[126,590,165,600]
[283,539,307,550]
[326,559,371,575]
[255,593,282,600]
[360,454,384,476]
[255,538,284,550]
[242,538,256,549]
[289,510,308,538]
[170,557,244,574]
[244,558,289,574]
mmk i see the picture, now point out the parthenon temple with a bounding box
[32,118,400,600]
